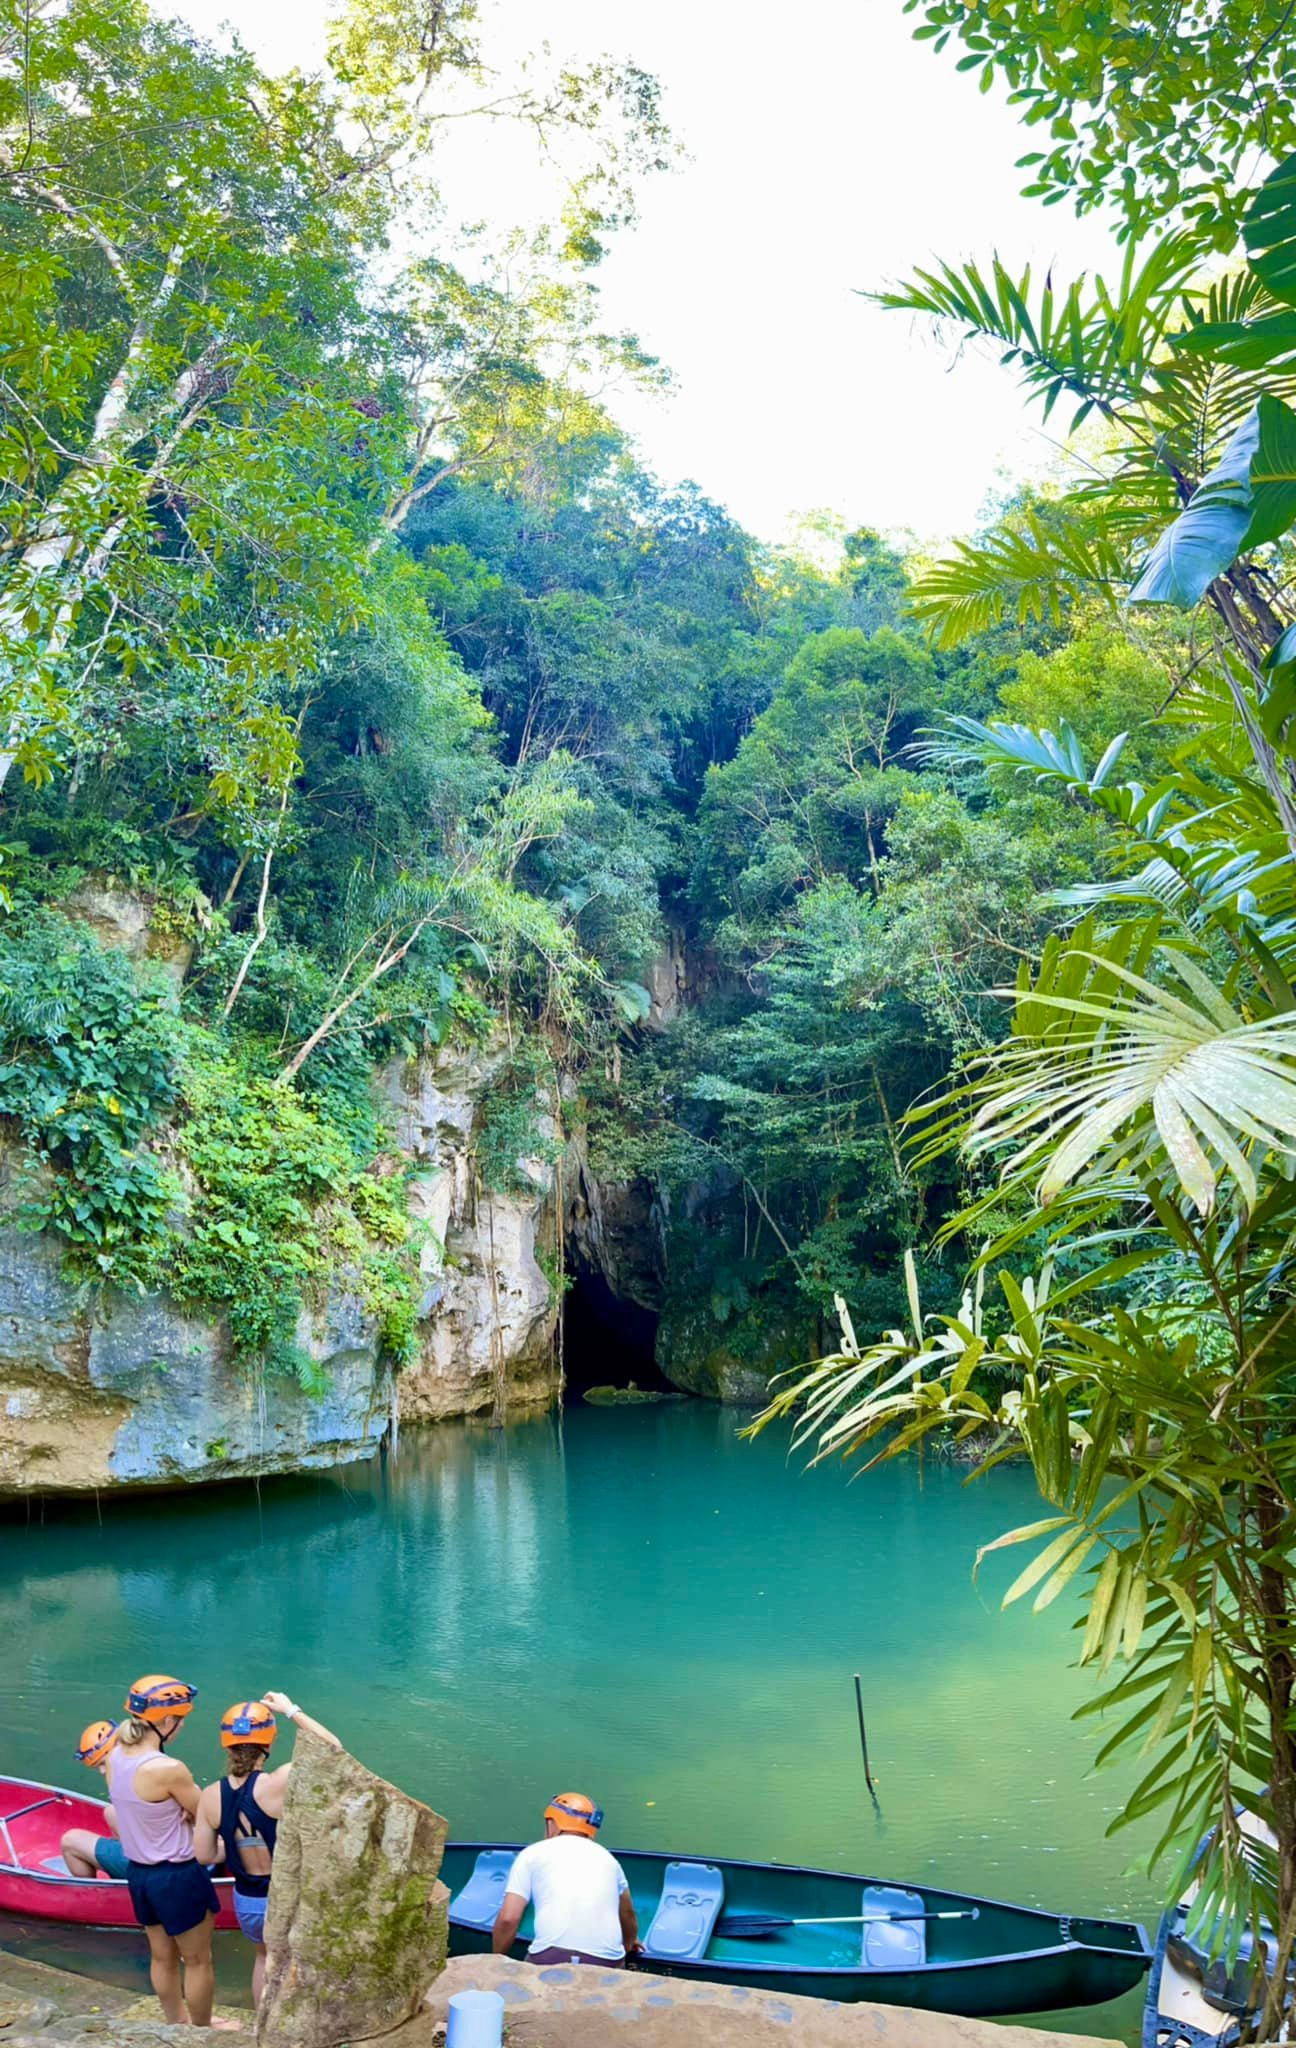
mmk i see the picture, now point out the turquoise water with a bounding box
[0,1403,1159,2036]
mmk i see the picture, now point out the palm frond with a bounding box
[905,510,1128,648]
[952,945,1296,1217]
[875,235,1205,429]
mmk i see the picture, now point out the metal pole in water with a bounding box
[854,1671,880,1805]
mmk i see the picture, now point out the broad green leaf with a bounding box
[1143,1648,1194,1753]
[1175,311,1296,370]
[1081,1547,1121,1663]
[974,1515,1072,1579]
[1127,407,1258,608]
[1240,394,1296,548]
[1034,1531,1099,1611]
[1123,1569,1148,1659]
[1246,154,1296,308]
[1191,1628,1213,1735]
[1002,1526,1090,1607]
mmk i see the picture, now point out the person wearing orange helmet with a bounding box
[106,1675,220,2027]
[491,1793,640,1968]
[60,1720,129,1881]
[193,1689,339,2010]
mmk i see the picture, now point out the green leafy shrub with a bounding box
[0,913,180,1280]
[155,1041,422,1376]
[476,1045,560,1194]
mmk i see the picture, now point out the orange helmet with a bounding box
[220,1701,277,1750]
[76,1720,118,1769]
[125,1675,197,1724]
[544,1792,603,1839]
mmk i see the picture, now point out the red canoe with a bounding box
[0,1775,237,1931]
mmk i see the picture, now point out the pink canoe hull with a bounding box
[0,1775,237,1931]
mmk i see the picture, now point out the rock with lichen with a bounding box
[257,1731,449,2048]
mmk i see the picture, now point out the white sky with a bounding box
[174,0,1120,549]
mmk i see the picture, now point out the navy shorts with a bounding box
[95,1837,129,1881]
[126,1858,219,1937]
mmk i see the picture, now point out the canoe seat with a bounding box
[643,1861,725,1962]
[1168,1924,1276,2016]
[861,1884,926,1971]
[448,1849,515,1932]
[41,1856,71,1874]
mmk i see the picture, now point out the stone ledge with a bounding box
[419,1954,1124,2047]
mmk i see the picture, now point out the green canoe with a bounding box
[442,1841,1152,2015]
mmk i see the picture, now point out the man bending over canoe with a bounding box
[492,1793,641,1968]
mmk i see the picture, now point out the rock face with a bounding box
[565,1145,666,1317]
[0,1033,563,1495]
[657,1292,811,1405]
[63,875,197,985]
[259,1732,449,2048]
[380,1051,561,1425]
[0,1225,390,1494]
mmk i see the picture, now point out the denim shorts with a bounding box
[95,1837,129,1880]
[233,1887,269,1943]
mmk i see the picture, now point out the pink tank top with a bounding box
[107,1745,195,1865]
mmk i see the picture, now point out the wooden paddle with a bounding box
[716,1906,980,1939]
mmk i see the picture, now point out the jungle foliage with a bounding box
[757,6,1296,2035]
[14,0,1296,2011]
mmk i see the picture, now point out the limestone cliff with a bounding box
[0,1038,561,1497]
[0,1222,389,1493]
[382,1049,561,1425]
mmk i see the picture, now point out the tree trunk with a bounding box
[1256,1483,1296,2039]
[0,245,211,790]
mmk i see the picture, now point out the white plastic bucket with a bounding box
[445,1987,505,2048]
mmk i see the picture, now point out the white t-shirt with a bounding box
[505,1834,630,1959]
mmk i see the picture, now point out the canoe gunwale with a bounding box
[0,1772,233,1926]
[444,1839,1153,1978]
[0,1780,1153,1991]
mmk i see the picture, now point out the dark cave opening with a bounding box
[559,1264,671,1398]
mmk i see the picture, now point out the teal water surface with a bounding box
[0,1403,1159,2036]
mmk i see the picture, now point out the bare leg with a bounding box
[144,1924,186,2024]
[176,1913,215,2028]
[60,1830,100,1879]
[252,1943,266,2008]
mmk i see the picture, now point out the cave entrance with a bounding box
[559,1266,670,1399]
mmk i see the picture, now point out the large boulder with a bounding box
[258,1732,449,2048]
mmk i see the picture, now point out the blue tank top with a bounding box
[218,1772,278,1898]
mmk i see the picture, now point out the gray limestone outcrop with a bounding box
[0,1034,561,1495]
[0,1224,388,1494]
[381,1050,560,1425]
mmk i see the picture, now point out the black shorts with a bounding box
[126,1858,219,1937]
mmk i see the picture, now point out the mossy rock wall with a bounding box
[258,1731,448,2048]
[656,1297,816,1404]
